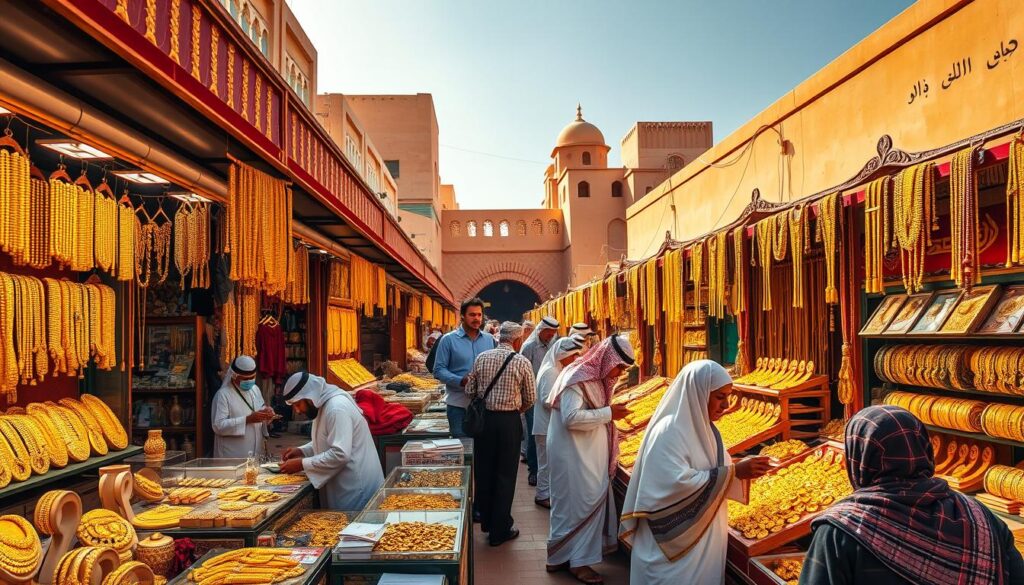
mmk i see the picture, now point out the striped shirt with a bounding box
[466,344,536,412]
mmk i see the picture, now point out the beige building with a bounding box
[318,94,446,271]
[442,107,712,319]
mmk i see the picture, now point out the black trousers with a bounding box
[474,409,522,538]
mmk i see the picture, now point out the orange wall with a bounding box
[627,0,1024,258]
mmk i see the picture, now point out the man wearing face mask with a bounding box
[212,355,276,459]
[279,371,384,510]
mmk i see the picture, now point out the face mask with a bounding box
[239,379,256,391]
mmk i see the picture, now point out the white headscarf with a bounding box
[619,360,736,561]
[570,323,594,337]
[221,355,257,389]
[523,316,559,347]
[283,371,345,408]
[546,334,633,411]
[536,336,585,406]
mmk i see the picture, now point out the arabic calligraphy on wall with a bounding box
[908,38,1017,105]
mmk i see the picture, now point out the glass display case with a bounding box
[169,546,330,584]
[363,488,468,512]
[382,467,471,492]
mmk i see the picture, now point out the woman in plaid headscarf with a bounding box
[801,405,1023,585]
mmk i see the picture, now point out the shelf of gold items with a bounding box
[726,442,851,558]
[0,396,140,505]
[732,358,831,441]
[169,546,331,585]
[329,358,378,392]
[132,471,316,547]
[747,551,807,585]
[612,378,670,470]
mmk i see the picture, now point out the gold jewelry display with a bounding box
[227,161,292,296]
[101,560,155,585]
[689,239,704,313]
[77,509,137,562]
[613,382,670,433]
[732,225,747,314]
[59,398,112,454]
[756,216,776,311]
[883,390,985,433]
[393,469,465,489]
[0,141,32,266]
[130,505,192,530]
[788,206,808,308]
[282,241,310,305]
[717,398,782,448]
[376,522,458,553]
[32,402,91,463]
[707,232,728,318]
[0,515,41,581]
[728,448,851,540]
[378,493,461,510]
[264,473,307,486]
[133,471,165,501]
[1007,131,1024,267]
[984,465,1024,502]
[863,178,891,294]
[949,146,980,289]
[279,512,351,547]
[760,439,808,461]
[186,548,305,584]
[328,358,374,387]
[891,162,936,293]
[173,201,211,290]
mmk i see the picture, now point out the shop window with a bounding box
[582,151,591,165]
[516,220,527,236]
[467,221,477,237]
[483,220,494,237]
[578,181,590,198]
[612,181,623,198]
[531,219,543,235]
[548,219,560,235]
[450,221,461,237]
[499,220,510,237]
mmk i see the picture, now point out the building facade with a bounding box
[443,108,712,316]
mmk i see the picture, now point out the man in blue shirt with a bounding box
[432,297,497,438]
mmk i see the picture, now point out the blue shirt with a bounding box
[432,325,497,408]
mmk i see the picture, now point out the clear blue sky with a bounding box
[288,0,915,210]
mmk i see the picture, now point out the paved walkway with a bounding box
[472,461,630,585]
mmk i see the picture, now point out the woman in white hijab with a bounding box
[212,356,275,459]
[545,334,634,584]
[279,371,384,510]
[533,335,585,507]
[620,360,772,585]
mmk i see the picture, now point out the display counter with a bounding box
[133,471,316,547]
[169,547,331,585]
[330,510,472,585]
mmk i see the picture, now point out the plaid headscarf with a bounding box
[815,405,1005,585]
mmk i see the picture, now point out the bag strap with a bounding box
[481,352,517,402]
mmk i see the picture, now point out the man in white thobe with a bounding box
[532,335,584,507]
[279,371,384,510]
[545,335,634,584]
[519,316,560,484]
[212,355,275,459]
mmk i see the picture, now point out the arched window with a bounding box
[548,219,560,235]
[667,154,685,170]
[250,19,260,44]
[578,181,590,198]
[260,30,269,56]
[499,220,510,237]
[582,151,591,166]
[515,220,527,236]
[241,5,251,34]
[611,181,623,198]
[531,219,543,235]
[483,220,494,237]
[467,221,477,237]
[449,221,461,237]
[229,0,239,19]
[607,219,627,252]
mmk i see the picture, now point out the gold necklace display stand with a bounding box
[34,490,81,585]
[98,465,135,522]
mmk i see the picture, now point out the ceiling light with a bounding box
[170,192,211,203]
[0,106,11,115]
[314,248,329,254]
[37,139,112,160]
[112,171,169,184]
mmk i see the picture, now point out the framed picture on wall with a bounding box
[978,285,1024,334]
[883,292,933,335]
[860,294,907,335]
[940,285,1001,334]
[909,290,962,334]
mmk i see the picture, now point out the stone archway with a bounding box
[476,280,542,322]
[459,262,551,303]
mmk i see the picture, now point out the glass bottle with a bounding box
[245,451,258,485]
[169,396,183,426]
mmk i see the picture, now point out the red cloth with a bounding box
[355,389,413,435]
[256,322,287,384]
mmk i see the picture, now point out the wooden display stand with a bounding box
[35,490,82,585]
[733,375,831,440]
[99,464,136,522]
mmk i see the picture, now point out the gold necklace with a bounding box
[949,147,979,289]
[817,193,840,304]
[757,216,775,311]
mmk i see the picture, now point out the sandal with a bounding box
[570,566,604,584]
[546,562,569,573]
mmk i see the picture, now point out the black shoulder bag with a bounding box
[463,352,516,437]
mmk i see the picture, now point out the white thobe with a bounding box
[546,382,617,567]
[211,384,268,459]
[628,456,743,585]
[300,389,384,510]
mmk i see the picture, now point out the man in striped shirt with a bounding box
[466,321,536,546]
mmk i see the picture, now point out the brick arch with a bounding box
[459,262,551,302]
